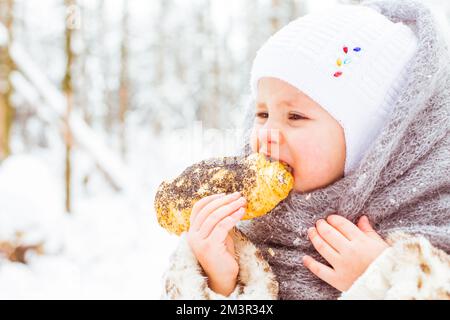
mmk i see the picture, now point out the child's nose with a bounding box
[257,128,284,156]
[259,127,284,144]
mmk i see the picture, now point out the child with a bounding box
[162,0,450,299]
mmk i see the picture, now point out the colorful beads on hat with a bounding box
[333,45,361,78]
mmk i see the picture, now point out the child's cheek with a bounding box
[295,140,322,175]
[300,140,341,186]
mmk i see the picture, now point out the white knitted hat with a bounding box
[250,4,418,175]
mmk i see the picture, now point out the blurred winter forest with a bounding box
[0,0,449,299]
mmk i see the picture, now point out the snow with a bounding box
[0,155,62,243]
[0,150,179,299]
[10,72,56,124]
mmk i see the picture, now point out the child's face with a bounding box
[250,77,346,193]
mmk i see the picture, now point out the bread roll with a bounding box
[154,153,294,235]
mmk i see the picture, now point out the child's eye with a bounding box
[289,113,306,120]
[256,112,268,119]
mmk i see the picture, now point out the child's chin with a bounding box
[292,178,317,194]
[292,180,306,194]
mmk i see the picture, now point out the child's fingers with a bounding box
[326,215,362,241]
[315,219,349,253]
[302,255,335,286]
[191,192,241,231]
[357,216,384,241]
[308,227,339,266]
[190,193,225,225]
[198,197,247,239]
[209,208,245,244]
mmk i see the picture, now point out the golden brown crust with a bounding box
[154,153,294,235]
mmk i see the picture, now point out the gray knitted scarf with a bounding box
[237,0,450,300]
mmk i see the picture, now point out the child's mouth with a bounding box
[280,161,294,174]
[262,154,294,174]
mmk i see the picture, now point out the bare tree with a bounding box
[63,0,77,213]
[271,0,282,32]
[119,0,129,160]
[0,0,15,161]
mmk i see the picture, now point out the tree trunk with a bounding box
[63,0,76,213]
[271,0,281,33]
[0,0,15,161]
[119,1,129,160]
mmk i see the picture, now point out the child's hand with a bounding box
[303,215,389,292]
[187,192,247,297]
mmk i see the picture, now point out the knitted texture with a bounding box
[237,0,450,300]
